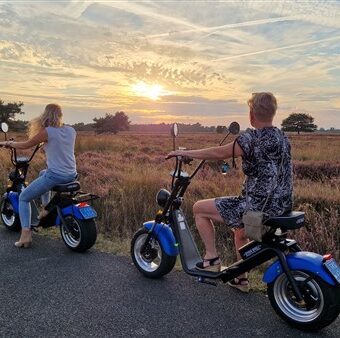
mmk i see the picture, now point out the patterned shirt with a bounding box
[237,126,293,214]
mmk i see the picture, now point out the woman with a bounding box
[167,92,293,292]
[0,104,77,248]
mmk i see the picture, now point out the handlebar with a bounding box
[0,139,43,166]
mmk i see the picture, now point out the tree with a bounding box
[281,113,317,134]
[9,120,28,132]
[93,112,130,134]
[216,125,226,134]
[0,99,25,122]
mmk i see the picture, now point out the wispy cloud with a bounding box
[212,35,340,61]
[146,16,298,39]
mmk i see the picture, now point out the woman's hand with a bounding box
[0,141,14,148]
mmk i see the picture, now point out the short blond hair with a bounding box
[28,103,63,138]
[247,92,277,122]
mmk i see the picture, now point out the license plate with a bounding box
[79,206,97,219]
[324,258,340,284]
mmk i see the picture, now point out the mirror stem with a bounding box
[219,132,230,146]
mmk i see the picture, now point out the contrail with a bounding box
[212,35,340,62]
[146,16,297,39]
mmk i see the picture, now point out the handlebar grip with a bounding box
[180,156,193,164]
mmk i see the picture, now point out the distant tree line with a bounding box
[1,98,339,135]
[130,122,215,133]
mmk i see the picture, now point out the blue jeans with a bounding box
[19,169,77,229]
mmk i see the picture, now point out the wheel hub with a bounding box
[142,243,158,262]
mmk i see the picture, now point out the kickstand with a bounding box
[197,276,217,287]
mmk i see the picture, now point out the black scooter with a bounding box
[131,122,340,331]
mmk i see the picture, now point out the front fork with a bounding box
[141,212,163,254]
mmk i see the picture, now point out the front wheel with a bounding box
[267,270,340,331]
[1,199,21,232]
[131,228,177,278]
[60,216,97,252]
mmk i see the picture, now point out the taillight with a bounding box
[323,254,333,261]
[78,202,89,208]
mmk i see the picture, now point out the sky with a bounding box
[0,0,339,129]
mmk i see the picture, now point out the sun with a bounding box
[132,82,167,100]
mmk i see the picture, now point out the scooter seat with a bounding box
[52,181,81,193]
[264,211,305,230]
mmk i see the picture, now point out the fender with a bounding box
[56,205,97,225]
[5,192,19,214]
[263,251,337,286]
[144,221,179,257]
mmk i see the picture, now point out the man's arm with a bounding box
[167,140,244,160]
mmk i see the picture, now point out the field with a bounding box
[0,132,339,265]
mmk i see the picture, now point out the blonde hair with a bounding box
[247,92,277,122]
[28,103,63,138]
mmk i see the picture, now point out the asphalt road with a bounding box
[0,228,339,338]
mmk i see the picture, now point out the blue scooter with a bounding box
[0,122,98,252]
[131,122,340,331]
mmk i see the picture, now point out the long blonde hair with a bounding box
[28,103,63,138]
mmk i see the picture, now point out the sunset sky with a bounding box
[0,1,339,129]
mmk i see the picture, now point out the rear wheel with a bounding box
[60,215,97,252]
[267,270,340,331]
[131,228,176,278]
[1,199,21,232]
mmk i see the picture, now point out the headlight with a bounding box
[156,189,170,208]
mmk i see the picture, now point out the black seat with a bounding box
[264,211,305,230]
[52,181,81,193]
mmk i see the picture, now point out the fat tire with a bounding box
[60,216,97,252]
[0,199,21,232]
[267,271,340,331]
[131,228,176,278]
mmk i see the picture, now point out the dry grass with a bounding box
[0,132,339,269]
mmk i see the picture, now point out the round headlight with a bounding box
[156,189,170,208]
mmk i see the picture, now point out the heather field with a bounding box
[0,132,339,264]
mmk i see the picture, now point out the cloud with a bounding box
[212,35,340,62]
[0,0,339,127]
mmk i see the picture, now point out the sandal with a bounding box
[196,256,221,272]
[227,278,250,293]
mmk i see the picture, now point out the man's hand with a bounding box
[165,150,185,160]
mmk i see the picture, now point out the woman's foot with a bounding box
[196,256,221,272]
[14,229,32,248]
[227,277,250,293]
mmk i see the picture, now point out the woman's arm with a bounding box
[0,129,48,150]
[166,140,244,161]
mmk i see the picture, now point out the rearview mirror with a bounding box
[171,123,179,151]
[228,122,240,135]
[1,122,8,133]
[171,123,179,137]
